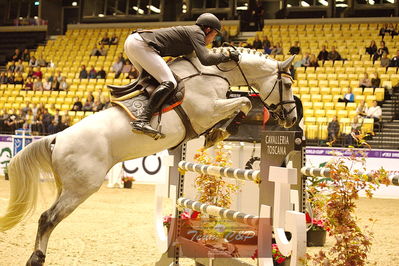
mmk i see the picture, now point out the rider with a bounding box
[124,13,240,138]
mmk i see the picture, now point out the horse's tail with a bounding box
[0,135,56,232]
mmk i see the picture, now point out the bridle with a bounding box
[216,46,297,121]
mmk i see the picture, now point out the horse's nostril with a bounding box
[292,117,297,124]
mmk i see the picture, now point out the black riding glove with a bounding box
[229,50,240,62]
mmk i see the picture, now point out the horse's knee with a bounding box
[241,99,252,114]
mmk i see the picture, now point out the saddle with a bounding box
[107,70,198,144]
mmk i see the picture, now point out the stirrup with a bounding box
[130,122,165,140]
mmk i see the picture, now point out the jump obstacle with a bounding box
[155,131,307,266]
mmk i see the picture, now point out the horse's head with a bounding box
[257,55,297,128]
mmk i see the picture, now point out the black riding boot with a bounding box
[131,81,175,138]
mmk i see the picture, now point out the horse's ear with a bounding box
[281,55,295,70]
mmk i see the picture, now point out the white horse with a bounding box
[0,48,297,265]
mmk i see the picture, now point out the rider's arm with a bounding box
[190,29,230,66]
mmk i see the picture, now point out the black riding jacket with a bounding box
[138,25,230,66]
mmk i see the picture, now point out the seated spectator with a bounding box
[27,67,34,78]
[32,77,44,91]
[389,50,399,67]
[91,44,108,56]
[47,104,57,116]
[71,97,83,111]
[29,56,38,67]
[43,78,52,90]
[14,72,24,85]
[82,98,93,111]
[56,71,64,82]
[127,65,139,79]
[328,46,341,61]
[8,61,16,72]
[32,67,43,80]
[347,116,362,146]
[371,72,381,89]
[289,41,301,55]
[373,41,389,62]
[37,57,47,67]
[110,34,119,45]
[0,72,8,84]
[88,66,97,79]
[365,40,377,59]
[97,67,106,79]
[11,48,21,62]
[327,116,340,142]
[111,58,123,78]
[366,100,382,123]
[117,52,126,64]
[59,114,71,131]
[359,73,372,89]
[386,23,398,39]
[41,108,54,134]
[6,71,14,84]
[50,79,60,91]
[92,97,104,112]
[4,110,24,133]
[15,59,24,73]
[379,23,388,39]
[338,88,355,104]
[99,33,110,45]
[381,53,390,68]
[22,48,30,62]
[59,77,69,91]
[24,77,34,90]
[262,36,271,54]
[309,54,319,68]
[252,35,263,50]
[300,52,310,67]
[121,61,133,74]
[270,42,283,55]
[86,91,94,103]
[317,45,329,61]
[79,65,88,79]
[101,96,111,110]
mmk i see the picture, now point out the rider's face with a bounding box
[205,29,218,45]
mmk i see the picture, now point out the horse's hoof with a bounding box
[26,250,45,266]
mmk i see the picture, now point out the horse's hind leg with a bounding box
[26,183,102,266]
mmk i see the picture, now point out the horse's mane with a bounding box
[211,46,273,60]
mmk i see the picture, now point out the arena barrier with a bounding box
[301,167,399,186]
[155,131,307,266]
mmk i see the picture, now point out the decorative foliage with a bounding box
[121,176,135,183]
[306,147,389,266]
[193,142,241,209]
[272,244,288,264]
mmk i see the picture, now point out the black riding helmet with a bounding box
[196,13,221,34]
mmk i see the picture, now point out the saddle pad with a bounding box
[111,89,184,120]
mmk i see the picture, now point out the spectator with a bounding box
[41,108,54,134]
[27,67,34,78]
[373,41,389,62]
[8,61,16,72]
[253,1,264,31]
[4,109,24,133]
[29,56,38,67]
[37,57,47,67]
[97,67,106,79]
[86,91,94,103]
[127,65,139,79]
[327,116,340,142]
[371,72,381,89]
[389,50,399,67]
[6,71,14,84]
[338,87,355,104]
[43,78,52,90]
[388,23,398,39]
[82,98,93,111]
[24,77,33,90]
[56,71,64,83]
[309,54,319,68]
[14,72,24,85]
[110,34,119,45]
[88,66,97,79]
[289,41,300,55]
[111,58,123,78]
[60,114,71,130]
[252,35,263,50]
[91,44,107,56]
[366,100,382,123]
[50,79,60,91]
[347,116,362,146]
[381,53,390,68]
[71,97,83,111]
[11,48,21,62]
[121,61,133,75]
[59,77,69,91]
[300,52,310,67]
[32,67,43,80]
[356,100,367,117]
[0,72,8,84]
[359,73,372,89]
[102,96,111,110]
[379,23,388,40]
[328,46,342,61]
[22,48,30,62]
[262,36,271,54]
[365,40,377,59]
[317,45,329,61]
[79,65,88,79]
[15,59,24,73]
[92,97,104,112]
[270,42,283,55]
[32,77,44,91]
[48,103,57,116]
[99,33,110,45]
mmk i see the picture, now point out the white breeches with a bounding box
[124,33,177,88]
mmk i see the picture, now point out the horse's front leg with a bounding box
[204,97,252,149]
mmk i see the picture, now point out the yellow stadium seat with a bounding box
[362,118,374,133]
[314,109,326,117]
[346,102,357,110]
[374,88,384,101]
[363,87,374,96]
[387,68,397,75]
[355,95,366,103]
[313,102,324,110]
[304,109,314,117]
[308,80,318,87]
[366,95,376,103]
[300,94,311,102]
[304,117,317,125]
[318,80,329,87]
[339,80,350,88]
[324,102,334,110]
[309,87,320,94]
[303,102,313,110]
[352,87,362,95]
[305,125,318,139]
[335,102,346,110]
[320,87,331,95]
[329,80,339,87]
[298,80,308,87]
[311,94,322,102]
[337,110,348,119]
[326,109,337,118]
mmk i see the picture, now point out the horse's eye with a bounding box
[285,83,292,89]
